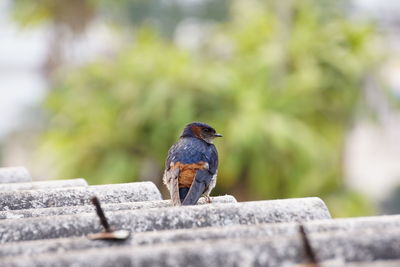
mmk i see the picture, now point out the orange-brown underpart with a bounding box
[171,162,207,188]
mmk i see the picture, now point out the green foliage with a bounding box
[39,0,379,216]
[11,0,228,36]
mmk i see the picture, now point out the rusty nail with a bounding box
[91,196,112,232]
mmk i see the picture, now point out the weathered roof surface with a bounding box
[0,166,31,183]
[0,178,88,191]
[0,195,236,219]
[0,166,398,266]
[0,182,161,211]
[0,197,329,243]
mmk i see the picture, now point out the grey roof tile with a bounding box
[2,225,400,267]
[0,166,31,183]
[0,166,398,266]
[0,197,330,243]
[0,182,161,211]
[0,195,236,219]
[0,178,88,192]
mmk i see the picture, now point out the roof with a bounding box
[0,166,398,266]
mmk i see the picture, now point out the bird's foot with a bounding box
[202,195,212,203]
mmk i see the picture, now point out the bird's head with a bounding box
[180,122,222,144]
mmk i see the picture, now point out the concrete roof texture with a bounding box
[0,166,397,267]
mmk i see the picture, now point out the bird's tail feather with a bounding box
[182,181,206,205]
[179,188,190,202]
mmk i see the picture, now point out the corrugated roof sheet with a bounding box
[0,166,398,267]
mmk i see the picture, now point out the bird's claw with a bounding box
[202,195,212,203]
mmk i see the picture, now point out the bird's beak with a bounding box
[214,133,223,138]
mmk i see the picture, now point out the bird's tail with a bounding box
[181,170,208,205]
[181,181,205,205]
[179,188,190,203]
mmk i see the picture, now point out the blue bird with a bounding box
[163,122,222,205]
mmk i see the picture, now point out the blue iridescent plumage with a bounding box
[166,137,218,171]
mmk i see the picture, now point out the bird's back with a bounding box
[166,137,216,167]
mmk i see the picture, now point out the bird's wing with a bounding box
[181,168,213,205]
[163,142,181,206]
[163,165,180,206]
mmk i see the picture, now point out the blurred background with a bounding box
[1,0,400,217]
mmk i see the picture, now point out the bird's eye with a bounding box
[203,128,211,133]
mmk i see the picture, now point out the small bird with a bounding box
[163,122,222,206]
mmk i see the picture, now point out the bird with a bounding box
[163,122,222,206]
